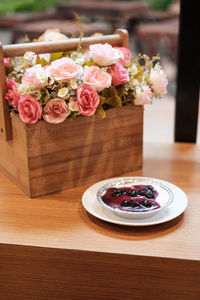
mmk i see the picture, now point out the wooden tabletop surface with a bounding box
[0,141,199,261]
[0,141,200,299]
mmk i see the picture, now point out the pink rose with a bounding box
[108,64,129,86]
[22,64,48,89]
[5,89,20,108]
[5,79,20,108]
[18,94,42,124]
[134,86,152,105]
[4,58,11,68]
[83,66,112,92]
[43,98,70,124]
[150,67,168,95]
[5,79,18,91]
[76,84,100,116]
[115,47,132,66]
[46,57,83,82]
[89,43,121,66]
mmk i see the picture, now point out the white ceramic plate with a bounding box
[82,177,188,226]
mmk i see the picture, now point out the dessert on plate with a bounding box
[97,178,174,219]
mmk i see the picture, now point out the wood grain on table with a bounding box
[0,142,200,299]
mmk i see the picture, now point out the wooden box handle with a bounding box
[0,29,128,141]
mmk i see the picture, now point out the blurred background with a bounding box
[0,0,199,143]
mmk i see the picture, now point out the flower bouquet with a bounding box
[4,29,168,125]
[0,29,168,197]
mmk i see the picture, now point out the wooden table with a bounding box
[56,1,149,30]
[0,10,57,28]
[145,2,180,22]
[135,18,179,60]
[11,20,112,44]
[0,142,200,299]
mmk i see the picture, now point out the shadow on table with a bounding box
[81,209,184,240]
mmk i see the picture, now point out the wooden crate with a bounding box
[0,30,143,197]
[0,106,143,197]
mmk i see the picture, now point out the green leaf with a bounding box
[104,95,122,107]
[101,87,122,107]
[95,96,106,118]
[64,51,74,58]
[99,95,106,105]
[134,65,143,82]
[95,105,106,118]
[38,88,50,105]
[127,90,135,105]
[85,60,95,67]
[116,85,125,98]
[101,86,118,98]
[50,52,64,62]
[36,57,49,67]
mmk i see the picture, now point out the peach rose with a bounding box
[5,79,20,108]
[46,57,83,82]
[108,63,129,86]
[38,29,68,42]
[134,86,152,105]
[22,64,48,89]
[4,58,11,68]
[89,43,121,66]
[43,98,70,124]
[83,66,112,92]
[115,47,132,66]
[18,94,42,124]
[150,67,168,95]
[76,84,100,116]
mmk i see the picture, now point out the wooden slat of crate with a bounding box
[0,115,30,195]
[0,105,143,197]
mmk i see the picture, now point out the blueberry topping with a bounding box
[138,190,146,196]
[145,186,154,194]
[145,192,154,199]
[111,189,127,197]
[146,186,154,191]
[120,189,127,195]
[130,200,140,208]
[102,185,160,212]
[141,200,152,208]
[121,199,140,208]
[121,199,131,207]
[128,190,137,197]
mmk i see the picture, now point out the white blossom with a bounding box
[68,100,78,111]
[70,80,78,89]
[58,87,69,98]
[17,83,28,94]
